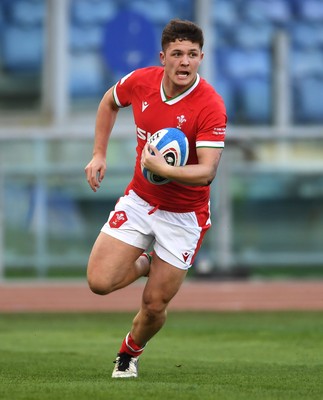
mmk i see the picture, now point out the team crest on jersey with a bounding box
[176,115,187,129]
[109,211,128,228]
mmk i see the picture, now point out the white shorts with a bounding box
[101,190,211,270]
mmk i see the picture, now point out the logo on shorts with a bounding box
[109,211,128,228]
[182,251,191,263]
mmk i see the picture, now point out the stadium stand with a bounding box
[0,0,323,123]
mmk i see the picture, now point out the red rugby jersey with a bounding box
[113,66,227,212]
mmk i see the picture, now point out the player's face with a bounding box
[160,39,204,97]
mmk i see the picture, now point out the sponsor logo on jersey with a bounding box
[109,211,128,228]
[136,126,154,141]
[142,101,149,112]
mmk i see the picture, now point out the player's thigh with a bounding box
[142,253,187,311]
[87,232,144,283]
[154,206,211,269]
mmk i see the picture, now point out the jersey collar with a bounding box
[160,74,200,105]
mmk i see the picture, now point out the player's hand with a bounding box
[84,156,106,192]
[141,143,168,175]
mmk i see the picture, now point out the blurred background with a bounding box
[0,0,322,281]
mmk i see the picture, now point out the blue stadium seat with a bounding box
[129,0,173,24]
[239,77,272,123]
[172,0,194,21]
[70,25,103,52]
[212,0,238,27]
[243,0,291,24]
[8,0,45,26]
[291,22,323,48]
[219,48,271,79]
[69,52,106,97]
[290,49,323,79]
[297,0,323,21]
[2,24,43,70]
[294,77,323,123]
[215,24,234,47]
[71,0,116,25]
[233,22,274,48]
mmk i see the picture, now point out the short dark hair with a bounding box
[161,19,204,51]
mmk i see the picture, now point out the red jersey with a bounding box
[113,66,227,212]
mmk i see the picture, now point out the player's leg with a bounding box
[87,191,155,295]
[87,232,150,295]
[131,253,187,345]
[111,205,211,377]
[112,253,186,378]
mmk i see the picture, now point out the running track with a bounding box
[1,280,323,312]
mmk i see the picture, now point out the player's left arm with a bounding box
[141,90,226,186]
[141,144,223,186]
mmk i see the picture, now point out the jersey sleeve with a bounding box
[112,70,137,108]
[196,92,227,149]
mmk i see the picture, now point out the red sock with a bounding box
[118,332,146,357]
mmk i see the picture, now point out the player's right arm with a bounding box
[85,86,119,192]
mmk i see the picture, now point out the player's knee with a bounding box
[142,297,168,321]
[87,275,113,295]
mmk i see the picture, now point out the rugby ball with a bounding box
[142,127,189,185]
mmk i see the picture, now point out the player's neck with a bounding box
[162,75,198,100]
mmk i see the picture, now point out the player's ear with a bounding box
[160,51,165,66]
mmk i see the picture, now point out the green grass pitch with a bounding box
[0,312,323,400]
